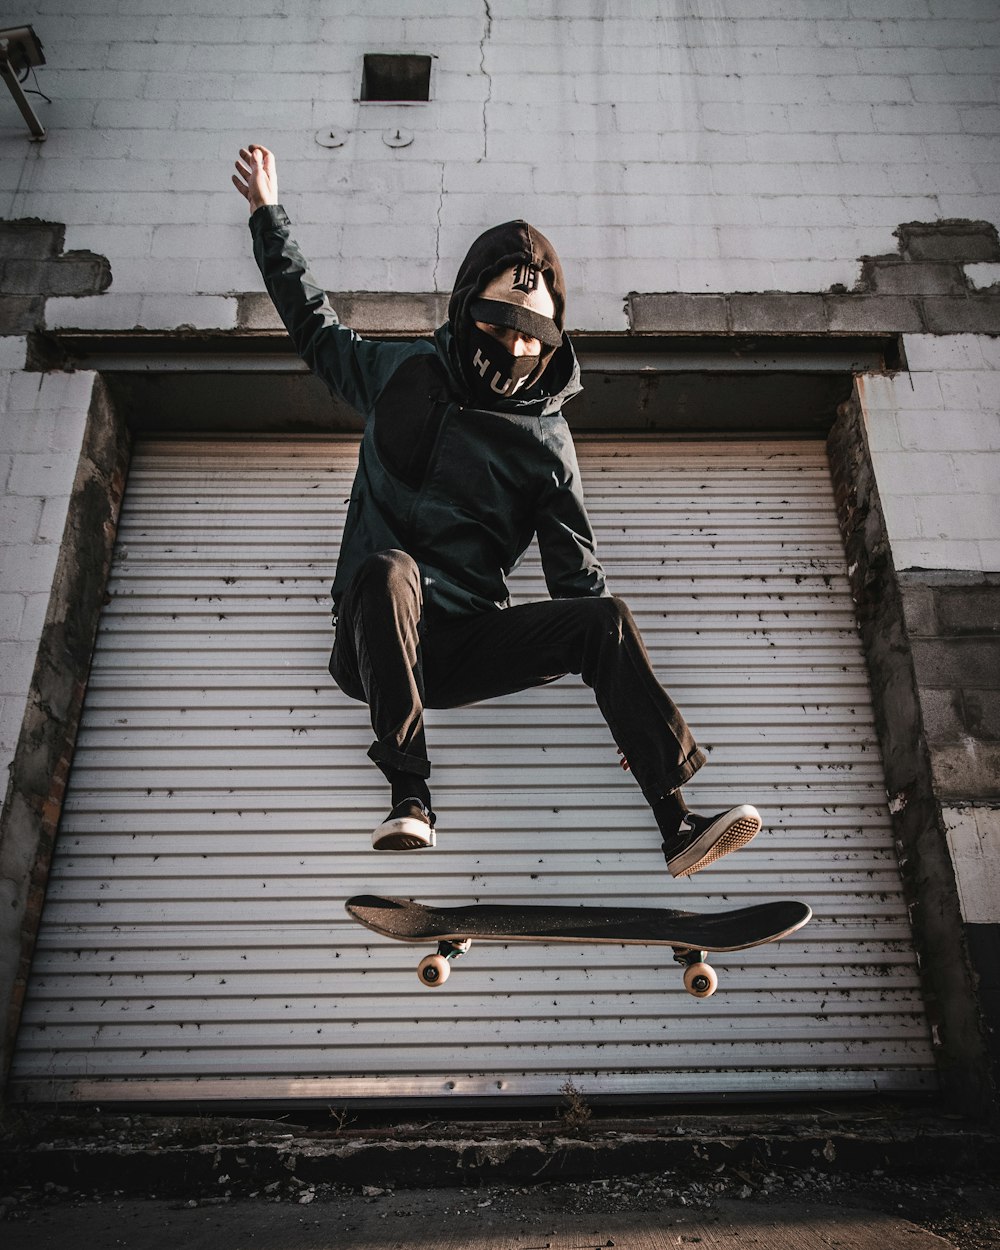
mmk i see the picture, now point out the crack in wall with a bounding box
[480,0,493,161]
[433,162,446,292]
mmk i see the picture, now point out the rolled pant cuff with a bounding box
[642,746,707,805]
[368,741,432,780]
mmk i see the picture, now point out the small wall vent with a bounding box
[360,53,431,102]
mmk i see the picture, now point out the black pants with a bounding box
[329,550,705,806]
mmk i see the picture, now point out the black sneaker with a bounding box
[661,804,761,878]
[372,798,437,851]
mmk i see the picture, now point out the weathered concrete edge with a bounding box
[1,1122,996,1195]
[0,379,131,1088]
[826,392,996,1110]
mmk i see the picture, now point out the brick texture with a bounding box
[0,222,110,334]
[0,1,996,325]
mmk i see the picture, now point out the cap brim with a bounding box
[469,298,563,348]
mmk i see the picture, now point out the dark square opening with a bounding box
[360,53,432,102]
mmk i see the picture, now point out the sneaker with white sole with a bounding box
[661,804,761,878]
[372,798,436,851]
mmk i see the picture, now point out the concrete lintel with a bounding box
[237,290,449,334]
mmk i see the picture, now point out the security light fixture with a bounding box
[360,53,432,103]
[0,24,46,140]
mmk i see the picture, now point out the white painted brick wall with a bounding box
[0,346,94,782]
[858,335,1000,572]
[0,0,997,324]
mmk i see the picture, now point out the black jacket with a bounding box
[250,207,607,620]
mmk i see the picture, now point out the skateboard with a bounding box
[345,894,812,997]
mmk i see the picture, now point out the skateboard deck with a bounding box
[345,894,812,996]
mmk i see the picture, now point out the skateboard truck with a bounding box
[417,937,719,996]
[418,938,472,987]
[672,947,718,998]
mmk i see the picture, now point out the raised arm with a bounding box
[232,145,418,417]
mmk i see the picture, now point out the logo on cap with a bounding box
[511,263,541,295]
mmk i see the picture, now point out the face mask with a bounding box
[465,324,539,406]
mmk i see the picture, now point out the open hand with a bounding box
[232,144,278,213]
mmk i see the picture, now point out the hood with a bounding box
[443,219,580,410]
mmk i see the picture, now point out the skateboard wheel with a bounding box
[683,961,718,998]
[417,953,451,987]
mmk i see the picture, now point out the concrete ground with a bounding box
[3,1167,1000,1249]
[2,1180,1000,1249]
[3,1106,999,1248]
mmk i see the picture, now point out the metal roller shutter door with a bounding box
[10,435,937,1103]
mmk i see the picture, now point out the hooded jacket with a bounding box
[249,206,607,620]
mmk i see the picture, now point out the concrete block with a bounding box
[898,220,1000,263]
[901,333,985,371]
[137,294,238,331]
[899,582,938,637]
[951,451,1000,495]
[857,45,947,74]
[711,163,805,194]
[823,295,925,332]
[772,260,859,290]
[961,105,1000,134]
[674,259,776,292]
[627,293,729,334]
[43,295,143,331]
[935,584,1000,636]
[0,221,63,260]
[728,293,827,333]
[3,369,45,416]
[980,539,1000,568]
[0,544,60,597]
[111,258,204,296]
[938,369,998,411]
[872,102,963,133]
[0,593,25,639]
[920,687,967,743]
[913,635,1000,691]
[911,74,999,104]
[897,411,1000,454]
[863,410,902,453]
[0,297,45,336]
[864,259,968,296]
[0,338,27,371]
[972,164,1000,194]
[932,740,1000,802]
[914,491,1000,542]
[6,453,79,501]
[0,496,42,546]
[748,134,840,164]
[876,488,921,543]
[699,102,789,133]
[622,164,714,196]
[875,451,959,498]
[945,805,1000,922]
[93,99,179,129]
[922,297,1000,334]
[895,369,946,408]
[0,642,39,701]
[836,134,929,163]
[892,538,983,572]
[54,69,146,101]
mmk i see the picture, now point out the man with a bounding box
[232,144,761,877]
